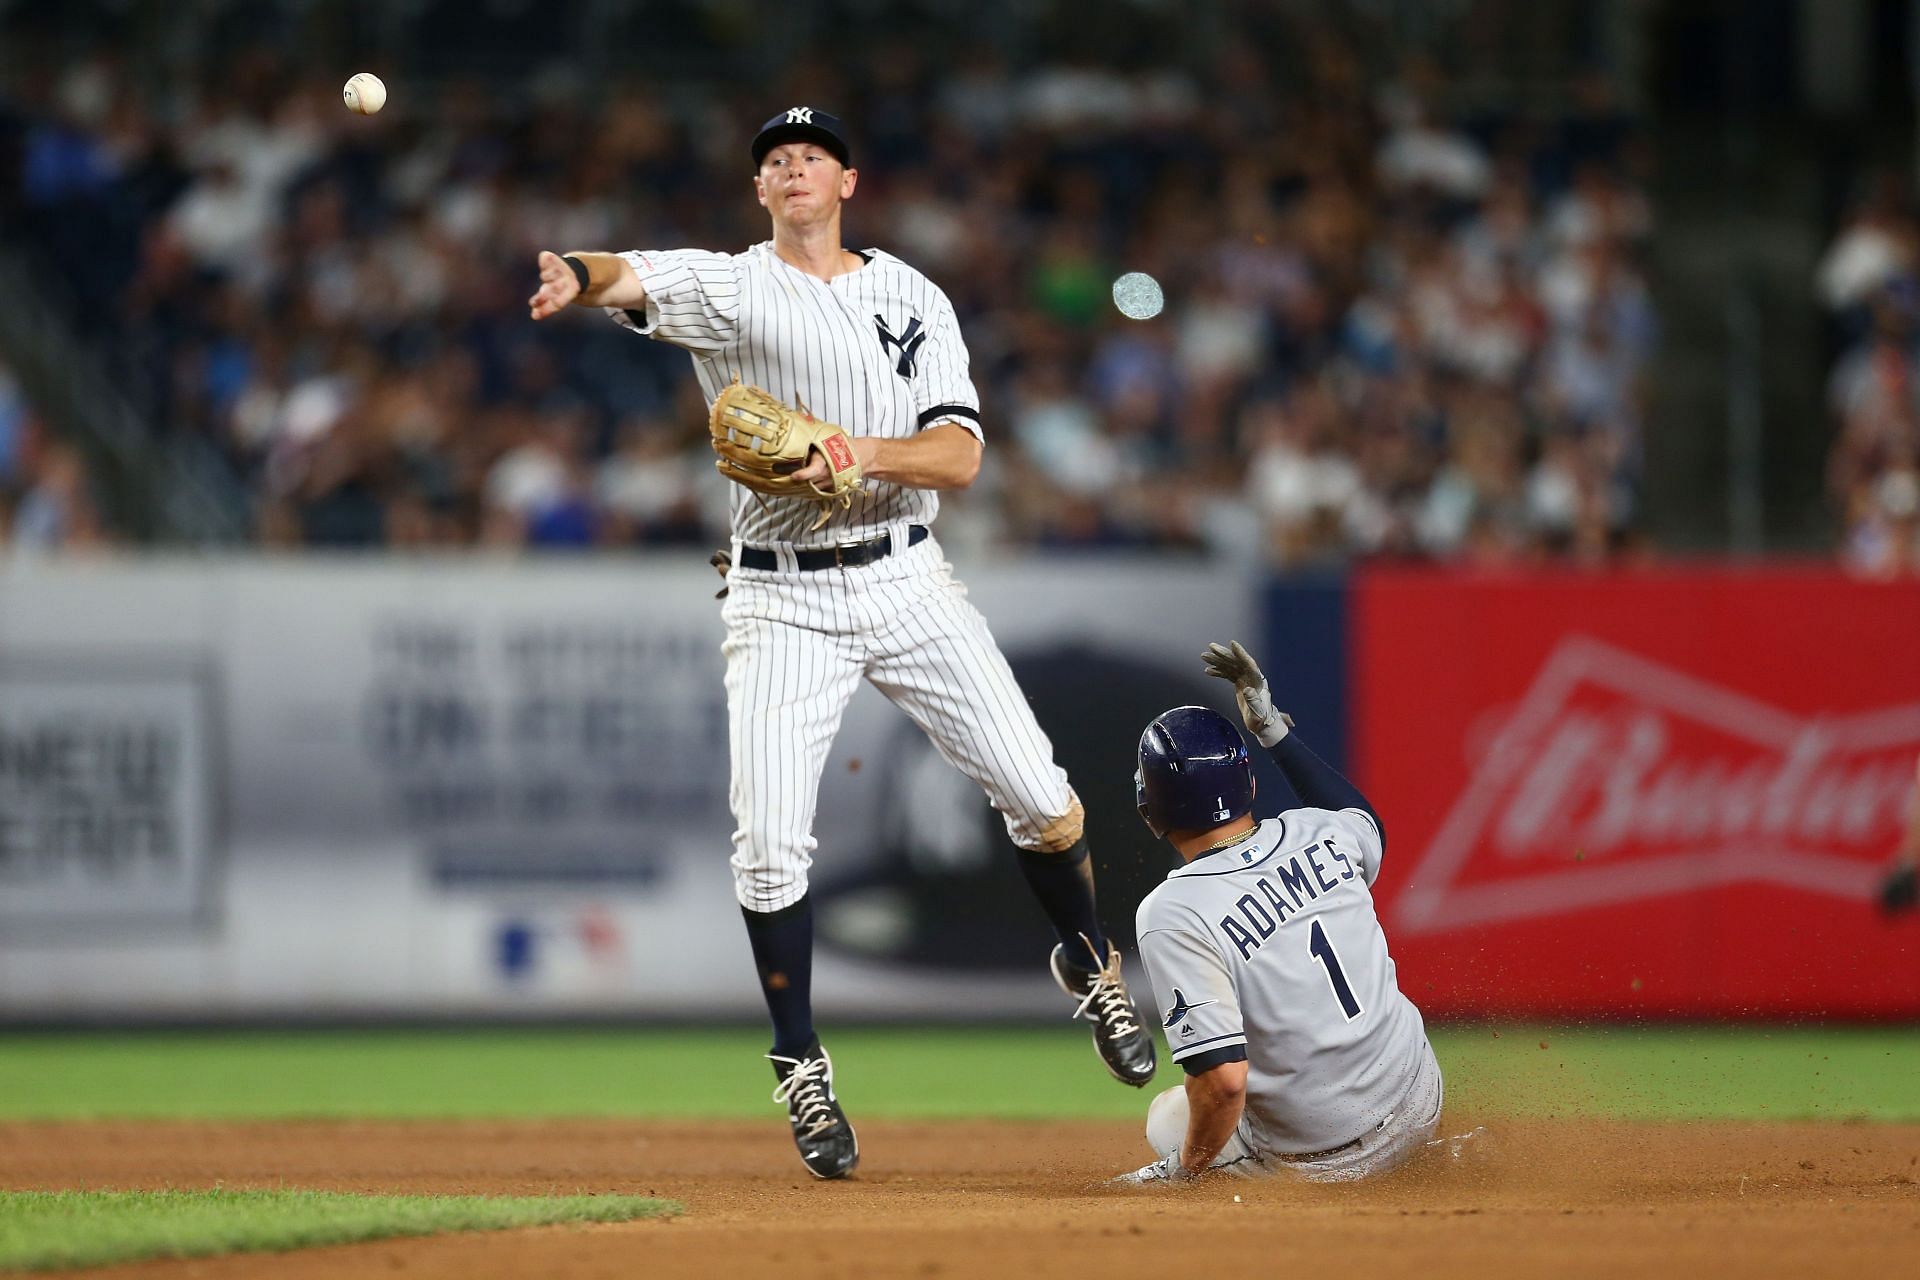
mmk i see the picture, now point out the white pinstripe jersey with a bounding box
[1134,811,1432,1154]
[607,242,983,549]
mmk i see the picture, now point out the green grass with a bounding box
[0,1190,675,1272]
[1435,1025,1919,1122]
[0,1026,1913,1123]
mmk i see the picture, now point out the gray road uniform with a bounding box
[1134,808,1442,1181]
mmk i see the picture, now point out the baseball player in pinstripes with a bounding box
[1115,642,1442,1185]
[527,107,1155,1179]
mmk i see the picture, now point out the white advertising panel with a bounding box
[0,552,1250,1018]
[0,660,217,931]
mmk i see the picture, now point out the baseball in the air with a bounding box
[342,73,387,116]
[1112,271,1165,321]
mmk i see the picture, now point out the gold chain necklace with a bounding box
[1196,826,1258,855]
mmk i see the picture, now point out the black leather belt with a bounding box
[737,525,927,572]
[1273,1135,1363,1164]
[1273,1110,1395,1164]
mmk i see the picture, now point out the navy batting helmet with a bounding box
[1135,706,1254,838]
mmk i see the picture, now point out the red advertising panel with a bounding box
[1353,567,1920,1019]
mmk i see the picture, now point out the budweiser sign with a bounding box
[1393,635,1920,933]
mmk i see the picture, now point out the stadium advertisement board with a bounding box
[1353,567,1920,1019]
[0,658,219,933]
[0,554,1249,1019]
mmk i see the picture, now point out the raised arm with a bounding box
[1265,729,1379,831]
[528,250,648,319]
[1201,641,1384,846]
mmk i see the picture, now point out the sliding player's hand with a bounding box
[1202,641,1293,747]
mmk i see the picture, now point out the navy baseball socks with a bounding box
[1018,839,1157,1087]
[742,896,858,1179]
[741,897,816,1057]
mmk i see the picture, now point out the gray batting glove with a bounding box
[1110,1155,1197,1187]
[1202,640,1293,748]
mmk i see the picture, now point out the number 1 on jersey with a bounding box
[1309,919,1363,1020]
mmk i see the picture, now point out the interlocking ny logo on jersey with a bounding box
[875,315,927,378]
[786,107,814,124]
[1162,987,1217,1029]
[1393,635,1920,934]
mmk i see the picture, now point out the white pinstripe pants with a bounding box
[719,529,1074,912]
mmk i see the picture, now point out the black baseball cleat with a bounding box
[768,1041,859,1179]
[1051,937,1157,1087]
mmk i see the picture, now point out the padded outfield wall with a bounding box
[0,557,1915,1021]
[1343,566,1920,1020]
[0,552,1252,1020]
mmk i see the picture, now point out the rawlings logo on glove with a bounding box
[709,379,865,530]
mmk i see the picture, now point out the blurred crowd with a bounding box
[2,23,1656,563]
[0,359,108,554]
[1818,171,1920,576]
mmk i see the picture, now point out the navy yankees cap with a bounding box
[752,107,852,169]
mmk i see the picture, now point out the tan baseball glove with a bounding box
[708,380,864,529]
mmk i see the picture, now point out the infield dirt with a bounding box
[3,1117,1916,1278]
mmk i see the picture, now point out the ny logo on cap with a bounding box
[786,107,814,124]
